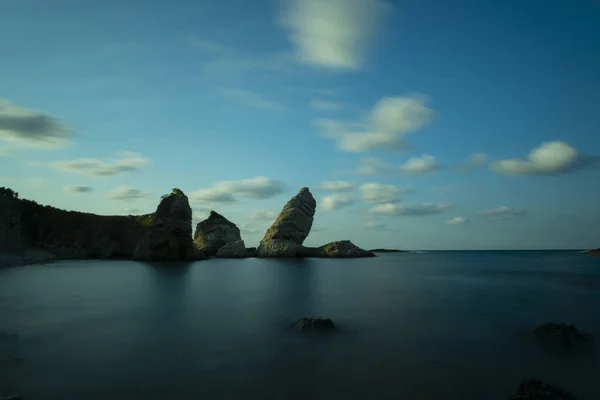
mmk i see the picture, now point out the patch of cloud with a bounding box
[321,194,354,211]
[316,95,433,152]
[0,147,9,155]
[357,157,397,176]
[320,180,355,192]
[370,202,452,216]
[52,151,151,177]
[240,224,261,235]
[190,176,285,205]
[64,185,94,194]
[445,217,468,226]
[399,154,439,174]
[0,100,72,148]
[478,206,527,219]
[219,88,286,112]
[359,183,407,203]
[124,207,141,215]
[108,187,151,201]
[491,141,596,176]
[280,0,390,70]
[364,220,386,229]
[309,100,342,111]
[251,210,279,221]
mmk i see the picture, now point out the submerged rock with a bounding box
[290,317,336,332]
[533,323,593,349]
[314,240,376,258]
[133,189,206,262]
[508,379,579,400]
[194,211,242,256]
[216,240,253,258]
[256,187,316,258]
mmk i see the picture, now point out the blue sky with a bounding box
[1,0,599,250]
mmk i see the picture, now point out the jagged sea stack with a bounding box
[256,187,316,257]
[193,211,242,256]
[133,189,206,262]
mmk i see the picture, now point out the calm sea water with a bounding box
[1,251,599,400]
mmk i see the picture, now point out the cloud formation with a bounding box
[309,100,342,111]
[219,88,286,112]
[370,202,452,216]
[64,185,94,194]
[445,217,468,225]
[478,206,527,219]
[280,0,389,70]
[251,210,279,221]
[320,180,355,192]
[359,183,407,203]
[108,187,151,201]
[0,100,72,148]
[399,154,439,174]
[364,220,386,229]
[491,141,595,176]
[52,151,151,177]
[321,194,354,211]
[189,177,285,205]
[358,155,439,176]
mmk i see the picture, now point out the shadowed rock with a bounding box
[216,239,253,258]
[290,317,336,332]
[133,189,206,262]
[314,240,376,258]
[194,211,241,256]
[533,323,593,349]
[508,379,579,400]
[256,187,316,258]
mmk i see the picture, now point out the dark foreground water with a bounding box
[1,251,599,400]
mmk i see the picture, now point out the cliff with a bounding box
[193,211,241,256]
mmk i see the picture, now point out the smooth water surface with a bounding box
[1,251,599,399]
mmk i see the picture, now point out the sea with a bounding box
[1,251,599,400]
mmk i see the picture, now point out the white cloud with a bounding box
[364,220,386,229]
[309,100,342,111]
[251,210,279,221]
[370,202,452,216]
[316,94,433,152]
[445,217,468,225]
[108,187,151,201]
[219,88,286,112]
[240,224,260,235]
[189,176,285,205]
[455,153,488,172]
[359,183,406,203]
[280,0,389,70]
[478,206,527,219]
[357,157,397,176]
[0,100,72,148]
[320,180,355,192]
[399,154,439,174]
[64,185,94,194]
[52,151,151,177]
[491,141,594,176]
[321,194,354,211]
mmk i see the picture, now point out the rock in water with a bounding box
[290,317,336,332]
[315,240,376,258]
[508,379,579,400]
[533,323,593,349]
[256,187,316,258]
[133,189,206,262]
[216,240,253,258]
[194,211,242,256]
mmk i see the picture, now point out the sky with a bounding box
[1,0,599,250]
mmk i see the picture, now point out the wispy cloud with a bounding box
[309,100,342,111]
[64,185,94,194]
[478,206,527,219]
[190,177,286,206]
[491,141,597,176]
[0,100,72,148]
[370,202,452,216]
[357,155,440,176]
[445,217,468,225]
[321,194,354,211]
[108,187,152,201]
[250,210,279,221]
[319,180,355,192]
[364,219,386,229]
[316,94,433,152]
[280,0,390,70]
[219,88,286,112]
[399,154,440,174]
[52,151,151,177]
[359,183,409,203]
[455,153,489,172]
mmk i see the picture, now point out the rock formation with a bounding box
[508,379,579,400]
[290,317,337,332]
[314,240,376,258]
[533,323,594,349]
[133,189,206,262]
[584,248,600,256]
[256,187,316,258]
[0,199,22,255]
[216,239,253,258]
[193,211,242,256]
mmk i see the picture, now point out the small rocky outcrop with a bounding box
[133,189,206,262]
[256,187,316,258]
[584,248,600,256]
[315,240,376,258]
[216,240,253,258]
[533,323,594,349]
[290,317,336,332]
[508,379,579,400]
[194,211,241,256]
